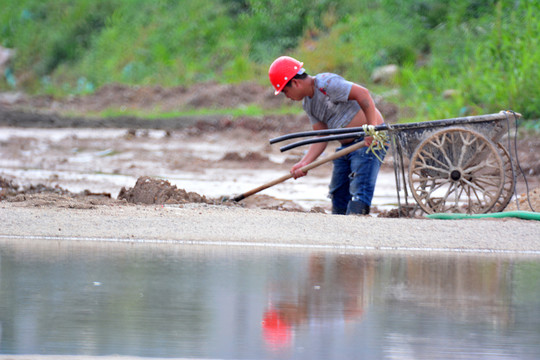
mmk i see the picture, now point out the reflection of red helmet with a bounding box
[262,309,292,349]
[268,56,304,95]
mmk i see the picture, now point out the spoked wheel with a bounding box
[408,128,504,214]
[492,143,515,212]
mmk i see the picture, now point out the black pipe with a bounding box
[269,112,513,145]
[272,112,518,152]
[279,133,366,152]
[269,124,389,144]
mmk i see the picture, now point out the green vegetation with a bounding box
[90,103,301,120]
[1,0,538,121]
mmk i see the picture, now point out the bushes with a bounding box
[398,0,540,120]
[0,1,117,90]
[0,0,538,120]
[229,0,339,62]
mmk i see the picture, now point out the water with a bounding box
[1,240,540,359]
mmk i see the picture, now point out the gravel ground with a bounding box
[1,202,539,255]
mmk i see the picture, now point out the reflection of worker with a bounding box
[261,254,374,351]
[262,308,292,350]
[269,56,386,215]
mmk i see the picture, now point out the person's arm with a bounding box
[290,122,328,179]
[348,84,383,146]
[348,84,381,126]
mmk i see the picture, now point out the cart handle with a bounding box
[269,124,389,144]
[272,111,522,152]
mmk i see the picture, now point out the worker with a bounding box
[269,56,386,215]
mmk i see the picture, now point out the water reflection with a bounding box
[0,240,539,359]
[262,254,375,353]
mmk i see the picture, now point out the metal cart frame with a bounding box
[270,111,521,215]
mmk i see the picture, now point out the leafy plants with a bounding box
[1,0,538,121]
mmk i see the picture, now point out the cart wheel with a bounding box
[408,128,504,214]
[492,143,515,212]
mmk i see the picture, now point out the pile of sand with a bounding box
[1,176,81,199]
[117,176,313,212]
[117,176,220,205]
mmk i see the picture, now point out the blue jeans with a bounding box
[328,138,386,214]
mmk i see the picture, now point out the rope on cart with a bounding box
[362,124,389,163]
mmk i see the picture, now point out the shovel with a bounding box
[232,140,366,202]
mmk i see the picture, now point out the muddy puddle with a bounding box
[1,239,539,359]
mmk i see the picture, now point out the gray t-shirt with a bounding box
[302,73,361,129]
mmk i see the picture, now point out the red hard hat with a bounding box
[268,56,304,95]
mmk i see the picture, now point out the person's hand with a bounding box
[364,135,374,147]
[291,161,308,179]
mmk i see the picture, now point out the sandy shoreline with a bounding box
[2,202,539,256]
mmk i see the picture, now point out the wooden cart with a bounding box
[270,111,521,215]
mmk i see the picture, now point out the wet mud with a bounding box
[1,83,538,216]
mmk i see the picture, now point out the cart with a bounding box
[269,111,521,215]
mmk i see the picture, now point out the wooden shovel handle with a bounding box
[233,140,366,201]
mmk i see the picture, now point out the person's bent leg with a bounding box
[346,146,387,215]
[329,150,351,215]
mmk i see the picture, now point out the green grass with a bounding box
[81,104,302,120]
[1,0,538,121]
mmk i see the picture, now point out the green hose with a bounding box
[426,211,540,221]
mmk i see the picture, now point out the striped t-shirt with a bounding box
[302,73,361,129]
